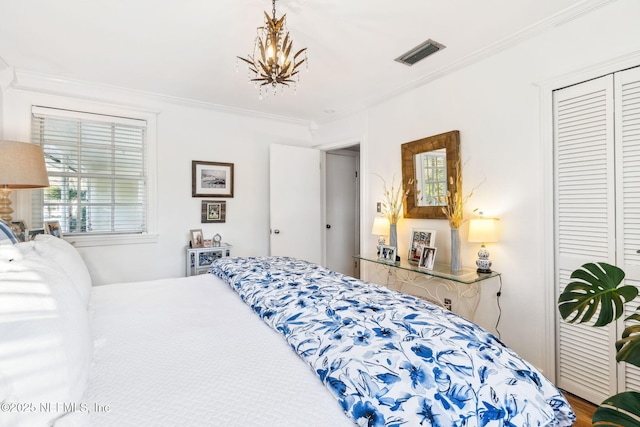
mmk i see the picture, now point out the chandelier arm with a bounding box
[293,48,307,59]
[237,56,255,66]
[291,61,306,73]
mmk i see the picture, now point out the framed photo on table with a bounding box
[10,220,27,242]
[44,220,63,238]
[190,229,204,248]
[379,245,397,262]
[418,246,437,270]
[28,228,45,240]
[408,228,436,264]
[192,161,234,198]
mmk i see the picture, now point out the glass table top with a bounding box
[354,254,500,285]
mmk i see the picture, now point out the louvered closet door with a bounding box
[554,75,618,404]
[616,67,640,393]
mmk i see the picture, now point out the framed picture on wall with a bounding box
[408,228,436,264]
[201,200,226,223]
[192,161,234,198]
[418,246,437,270]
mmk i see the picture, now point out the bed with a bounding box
[0,234,576,426]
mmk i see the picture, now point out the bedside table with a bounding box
[186,244,232,276]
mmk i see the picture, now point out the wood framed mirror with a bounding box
[401,130,460,219]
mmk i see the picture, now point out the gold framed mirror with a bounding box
[401,130,460,219]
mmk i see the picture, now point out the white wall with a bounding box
[314,0,640,371]
[1,83,313,285]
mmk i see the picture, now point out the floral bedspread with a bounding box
[209,256,575,427]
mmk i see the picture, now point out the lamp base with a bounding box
[0,186,13,223]
[475,244,493,275]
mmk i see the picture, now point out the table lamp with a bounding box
[468,217,499,273]
[371,217,390,253]
[0,141,50,222]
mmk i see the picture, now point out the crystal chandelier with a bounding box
[237,0,307,98]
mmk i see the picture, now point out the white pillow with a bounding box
[0,249,93,427]
[31,234,92,306]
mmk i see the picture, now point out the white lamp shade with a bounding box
[0,141,50,188]
[371,217,390,235]
[468,218,499,243]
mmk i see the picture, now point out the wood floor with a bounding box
[564,391,597,426]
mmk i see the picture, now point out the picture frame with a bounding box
[379,245,397,262]
[44,220,63,238]
[10,220,27,242]
[408,228,436,264]
[203,239,212,248]
[190,229,204,248]
[418,246,437,270]
[27,228,45,240]
[201,200,227,223]
[192,161,234,198]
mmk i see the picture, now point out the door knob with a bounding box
[326,224,331,229]
[274,229,280,234]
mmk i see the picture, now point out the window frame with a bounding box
[30,104,158,247]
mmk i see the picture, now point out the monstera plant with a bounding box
[558,262,640,425]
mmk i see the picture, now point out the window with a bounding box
[31,106,148,236]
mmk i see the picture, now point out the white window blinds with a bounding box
[31,106,148,235]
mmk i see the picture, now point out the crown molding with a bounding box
[315,0,616,126]
[9,69,314,128]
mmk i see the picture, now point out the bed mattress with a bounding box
[83,274,353,427]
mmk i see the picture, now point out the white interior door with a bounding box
[269,144,322,264]
[325,152,359,277]
[615,66,640,393]
[554,74,618,404]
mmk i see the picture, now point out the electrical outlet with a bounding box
[444,298,452,311]
[377,202,382,213]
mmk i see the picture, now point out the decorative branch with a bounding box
[376,174,412,225]
[439,159,485,229]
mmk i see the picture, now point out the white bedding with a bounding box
[83,274,354,427]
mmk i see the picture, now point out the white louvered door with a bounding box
[554,75,618,404]
[615,67,640,393]
[554,66,640,404]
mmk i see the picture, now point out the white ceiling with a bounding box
[0,0,605,124]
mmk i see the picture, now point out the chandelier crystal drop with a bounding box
[237,0,307,96]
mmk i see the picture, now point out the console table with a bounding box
[355,255,500,322]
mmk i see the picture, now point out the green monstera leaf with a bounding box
[592,391,640,426]
[558,262,635,326]
[616,311,640,369]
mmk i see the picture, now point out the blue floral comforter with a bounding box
[209,256,575,427]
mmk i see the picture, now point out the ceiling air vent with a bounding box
[394,39,446,66]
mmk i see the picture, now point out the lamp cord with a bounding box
[495,275,503,339]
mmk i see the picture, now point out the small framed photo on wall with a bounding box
[192,161,234,198]
[418,246,437,270]
[408,228,436,264]
[201,200,226,223]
